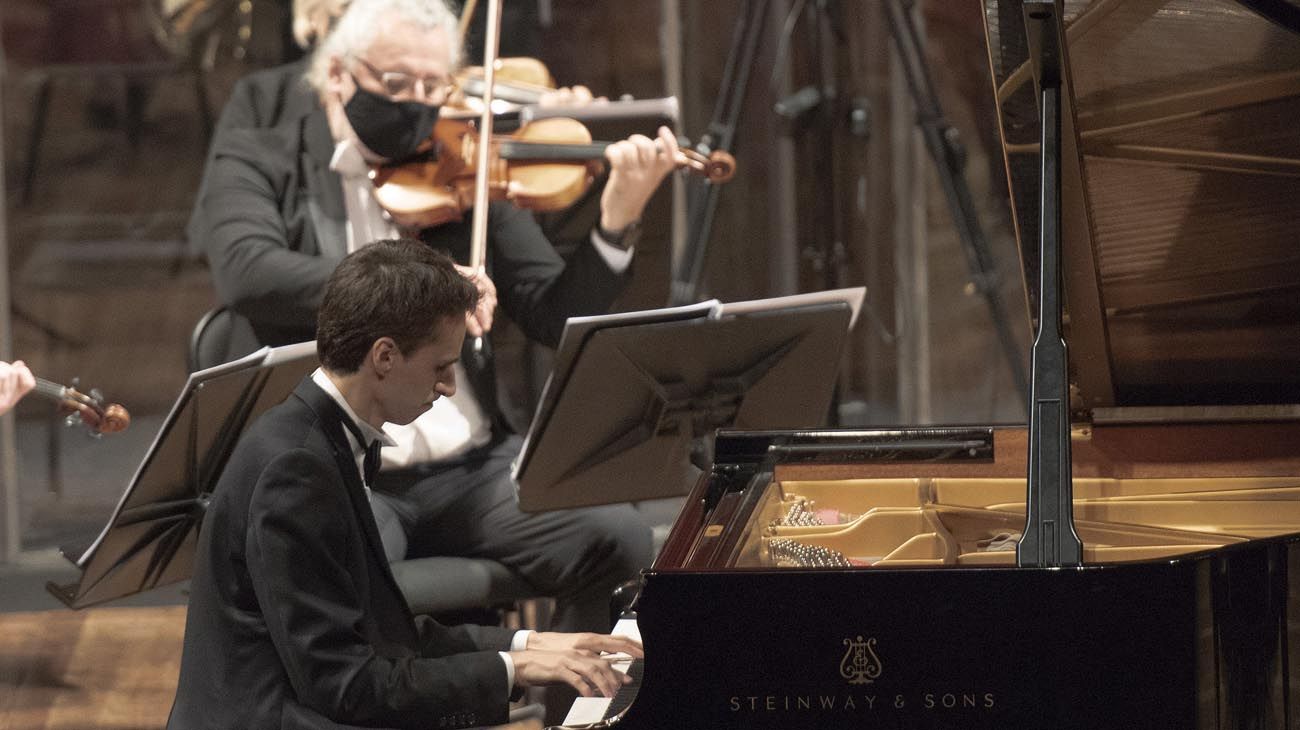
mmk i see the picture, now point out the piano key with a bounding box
[562,617,639,726]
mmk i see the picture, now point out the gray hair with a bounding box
[306,0,461,94]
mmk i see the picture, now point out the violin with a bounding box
[31,376,130,435]
[452,0,555,104]
[454,57,555,106]
[450,59,681,126]
[370,116,736,228]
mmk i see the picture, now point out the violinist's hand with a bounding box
[0,360,35,416]
[537,84,602,108]
[514,632,642,696]
[455,264,497,336]
[600,126,679,234]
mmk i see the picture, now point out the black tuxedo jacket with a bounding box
[167,378,518,730]
[190,63,630,426]
[185,59,316,261]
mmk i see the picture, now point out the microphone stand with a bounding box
[0,34,21,560]
[885,0,1029,408]
[669,0,770,305]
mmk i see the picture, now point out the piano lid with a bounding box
[984,0,1300,411]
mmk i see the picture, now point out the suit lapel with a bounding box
[291,378,410,608]
[301,110,348,259]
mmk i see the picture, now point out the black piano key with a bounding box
[602,657,643,720]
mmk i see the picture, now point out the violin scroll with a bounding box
[59,384,131,435]
[678,148,737,184]
[33,376,130,436]
[98,401,132,434]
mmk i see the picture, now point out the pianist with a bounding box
[167,239,641,730]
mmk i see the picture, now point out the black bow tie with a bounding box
[339,414,382,487]
[362,438,381,487]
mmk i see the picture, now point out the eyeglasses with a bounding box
[353,57,457,104]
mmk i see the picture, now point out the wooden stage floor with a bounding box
[0,605,543,730]
[0,606,185,730]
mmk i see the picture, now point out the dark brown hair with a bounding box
[316,238,478,372]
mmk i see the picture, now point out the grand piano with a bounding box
[558,0,1300,728]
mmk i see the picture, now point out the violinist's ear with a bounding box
[326,55,350,96]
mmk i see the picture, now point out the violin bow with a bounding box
[464,0,502,360]
[468,0,502,274]
[457,0,479,48]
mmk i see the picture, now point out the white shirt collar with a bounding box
[328,138,371,179]
[311,368,397,451]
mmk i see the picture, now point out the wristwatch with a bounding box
[597,220,641,250]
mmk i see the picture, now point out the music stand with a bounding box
[514,289,862,512]
[46,341,318,609]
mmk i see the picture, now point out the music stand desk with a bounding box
[47,342,318,609]
[514,290,862,512]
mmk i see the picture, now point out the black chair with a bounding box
[187,306,542,619]
[187,305,256,373]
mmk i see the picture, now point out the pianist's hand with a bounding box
[510,632,643,697]
[526,631,644,658]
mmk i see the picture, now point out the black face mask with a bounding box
[343,81,440,161]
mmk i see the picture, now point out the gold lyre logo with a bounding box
[839,635,882,685]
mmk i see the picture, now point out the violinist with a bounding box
[186,0,601,258]
[191,0,673,664]
[0,360,35,416]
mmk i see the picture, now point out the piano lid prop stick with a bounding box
[1017,0,1083,568]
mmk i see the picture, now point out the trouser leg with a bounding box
[375,436,654,633]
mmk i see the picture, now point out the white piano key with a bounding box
[562,618,639,725]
